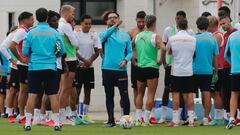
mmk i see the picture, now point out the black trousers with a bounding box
[102,70,130,123]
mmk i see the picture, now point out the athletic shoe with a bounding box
[74,116,88,125]
[226,120,235,130]
[208,116,212,122]
[24,126,31,131]
[149,117,157,124]
[45,120,55,127]
[188,121,195,127]
[83,115,95,124]
[182,120,189,126]
[158,119,167,125]
[208,119,224,126]
[135,120,142,127]
[32,117,41,125]
[234,118,240,126]
[1,113,8,118]
[141,122,153,127]
[15,114,21,122]
[54,126,62,131]
[168,121,179,127]
[102,123,116,128]
[62,117,75,125]
[200,118,209,126]
[18,117,26,124]
[8,116,15,123]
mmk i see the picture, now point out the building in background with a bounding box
[0,0,239,111]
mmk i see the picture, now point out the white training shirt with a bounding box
[0,32,15,60]
[162,26,195,44]
[12,28,28,66]
[58,18,78,47]
[75,29,101,67]
[166,30,196,77]
[0,32,18,69]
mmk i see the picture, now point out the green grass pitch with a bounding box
[0,119,239,135]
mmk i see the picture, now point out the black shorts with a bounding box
[102,69,128,87]
[28,70,58,95]
[0,76,7,95]
[57,68,63,90]
[131,63,138,89]
[75,67,95,89]
[164,65,172,91]
[66,61,77,73]
[231,74,240,92]
[171,76,194,93]
[17,65,28,84]
[193,74,212,92]
[137,67,159,82]
[7,68,19,90]
[210,69,223,92]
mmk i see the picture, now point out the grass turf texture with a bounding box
[0,119,239,135]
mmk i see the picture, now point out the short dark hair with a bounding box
[145,15,156,28]
[219,6,231,16]
[196,16,209,30]
[176,10,186,18]
[36,8,48,22]
[102,10,119,22]
[177,19,188,30]
[219,15,231,21]
[80,14,92,22]
[239,12,240,16]
[48,10,60,21]
[136,11,146,19]
[18,12,33,23]
[201,12,212,17]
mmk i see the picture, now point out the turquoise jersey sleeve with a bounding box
[22,32,32,56]
[99,26,115,43]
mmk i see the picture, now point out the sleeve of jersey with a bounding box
[99,26,115,43]
[166,38,171,52]
[12,29,26,44]
[0,37,12,60]
[224,39,231,64]
[63,24,79,48]
[22,33,32,56]
[124,35,133,62]
[162,27,171,44]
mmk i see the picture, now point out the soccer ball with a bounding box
[119,115,134,129]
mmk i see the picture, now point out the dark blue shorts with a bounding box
[193,74,212,92]
[231,74,240,92]
[28,70,58,95]
[102,69,128,87]
[0,76,7,95]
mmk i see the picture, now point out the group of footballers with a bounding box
[0,4,240,131]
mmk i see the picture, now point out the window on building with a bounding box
[61,0,117,25]
[8,12,15,31]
